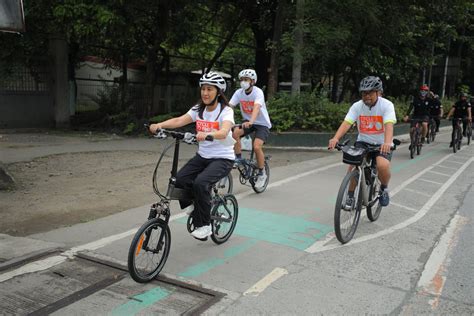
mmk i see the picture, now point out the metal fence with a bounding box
[0,63,50,92]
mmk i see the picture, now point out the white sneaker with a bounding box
[183,204,194,215]
[191,225,212,239]
[255,173,267,188]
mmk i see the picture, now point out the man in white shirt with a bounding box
[328,76,397,207]
[230,69,272,188]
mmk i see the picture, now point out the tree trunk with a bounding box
[121,49,128,112]
[331,71,339,103]
[267,0,284,99]
[291,0,304,95]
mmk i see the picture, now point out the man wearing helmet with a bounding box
[446,92,472,146]
[328,76,397,207]
[149,71,235,239]
[230,69,272,188]
[403,85,431,144]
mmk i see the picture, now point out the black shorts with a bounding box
[354,141,392,161]
[410,116,429,127]
[240,122,270,143]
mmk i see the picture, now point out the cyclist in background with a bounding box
[429,92,443,132]
[149,72,235,239]
[328,76,397,207]
[404,84,431,144]
[446,92,472,147]
[230,69,272,188]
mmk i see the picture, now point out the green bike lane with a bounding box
[2,131,473,314]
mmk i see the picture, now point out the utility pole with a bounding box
[441,38,450,99]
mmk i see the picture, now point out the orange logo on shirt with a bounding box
[359,115,384,134]
[196,120,219,132]
[241,100,254,114]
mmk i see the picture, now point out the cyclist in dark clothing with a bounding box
[446,92,472,147]
[429,93,443,132]
[404,84,432,144]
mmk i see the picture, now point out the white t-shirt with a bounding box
[186,103,235,160]
[229,87,272,128]
[344,97,397,145]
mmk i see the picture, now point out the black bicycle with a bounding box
[451,118,463,153]
[426,116,437,144]
[409,119,423,159]
[333,139,400,244]
[233,124,271,193]
[127,128,238,283]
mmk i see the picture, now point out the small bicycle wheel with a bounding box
[366,176,382,222]
[334,169,362,244]
[215,173,233,195]
[250,161,270,193]
[128,218,171,283]
[210,194,239,244]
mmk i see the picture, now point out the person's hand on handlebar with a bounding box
[328,137,339,150]
[403,115,409,122]
[149,123,163,134]
[380,142,392,154]
[196,132,210,142]
[242,121,252,129]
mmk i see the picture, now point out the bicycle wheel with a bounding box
[250,161,270,193]
[416,128,422,155]
[211,194,239,244]
[334,169,362,244]
[467,124,472,145]
[128,218,171,283]
[426,126,431,144]
[215,173,233,195]
[410,139,415,159]
[457,127,462,150]
[430,123,436,142]
[452,128,458,153]
[366,176,382,222]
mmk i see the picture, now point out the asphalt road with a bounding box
[1,130,473,315]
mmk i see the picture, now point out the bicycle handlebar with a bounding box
[334,138,401,151]
[144,124,214,143]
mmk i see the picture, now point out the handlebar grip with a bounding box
[205,135,214,141]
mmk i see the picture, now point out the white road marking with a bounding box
[436,165,458,171]
[443,160,465,165]
[417,214,467,308]
[243,267,288,296]
[390,202,418,212]
[427,170,451,177]
[418,178,444,185]
[306,157,473,253]
[403,188,433,197]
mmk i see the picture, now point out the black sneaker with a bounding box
[379,189,390,207]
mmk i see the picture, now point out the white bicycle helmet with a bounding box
[359,76,383,92]
[238,69,257,83]
[199,71,227,92]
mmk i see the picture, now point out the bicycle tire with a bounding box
[457,127,462,150]
[426,126,431,144]
[410,140,415,159]
[416,128,421,155]
[211,194,239,244]
[251,160,270,193]
[467,124,472,145]
[215,173,233,195]
[452,127,458,153]
[430,123,436,142]
[366,177,382,222]
[334,169,362,244]
[128,218,171,283]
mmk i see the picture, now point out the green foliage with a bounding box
[267,92,351,132]
[149,112,182,123]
